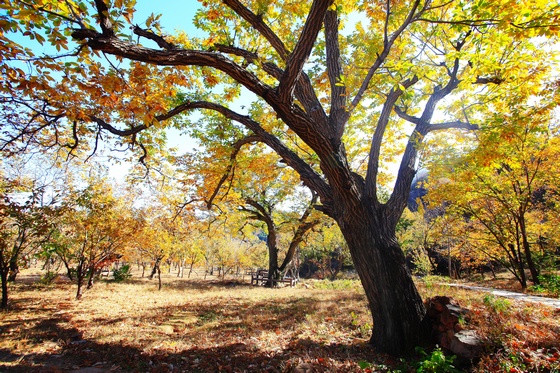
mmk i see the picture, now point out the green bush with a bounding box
[38,271,59,285]
[112,264,132,282]
[312,278,361,290]
[415,347,460,373]
[358,347,460,373]
[483,294,511,314]
[529,274,560,297]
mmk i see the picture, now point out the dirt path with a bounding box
[445,283,560,309]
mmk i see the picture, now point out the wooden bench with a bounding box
[251,270,298,287]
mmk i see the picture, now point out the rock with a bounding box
[448,330,483,360]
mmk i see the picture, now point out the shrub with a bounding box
[112,264,132,282]
[38,271,58,285]
[312,278,361,291]
[483,294,511,314]
[415,346,460,373]
[529,274,560,297]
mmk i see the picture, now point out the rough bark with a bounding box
[335,202,429,354]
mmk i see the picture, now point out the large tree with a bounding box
[1,0,559,354]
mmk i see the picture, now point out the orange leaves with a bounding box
[203,72,220,87]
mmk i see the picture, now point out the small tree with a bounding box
[0,175,52,308]
[53,171,136,299]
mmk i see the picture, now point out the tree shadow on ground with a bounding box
[2,329,379,373]
[1,290,375,372]
[114,276,255,291]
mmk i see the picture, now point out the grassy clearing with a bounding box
[0,270,559,372]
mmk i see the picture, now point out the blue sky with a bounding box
[133,0,204,38]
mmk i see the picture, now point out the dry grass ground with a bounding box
[0,269,559,372]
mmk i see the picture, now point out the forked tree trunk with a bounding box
[8,259,19,282]
[336,206,428,355]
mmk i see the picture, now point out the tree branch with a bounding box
[133,25,175,50]
[278,191,319,271]
[324,9,346,140]
[206,135,261,208]
[156,100,332,204]
[426,121,478,132]
[93,0,114,36]
[90,116,147,136]
[278,0,334,102]
[364,76,418,202]
[244,197,273,227]
[71,33,275,101]
[347,0,422,119]
[213,44,328,129]
[222,0,289,60]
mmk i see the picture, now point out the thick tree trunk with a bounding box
[267,245,280,287]
[336,207,428,356]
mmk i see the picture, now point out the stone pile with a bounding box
[425,296,483,360]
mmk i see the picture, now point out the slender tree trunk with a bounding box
[336,206,428,356]
[508,243,527,288]
[519,216,539,284]
[177,259,183,278]
[87,266,95,289]
[188,262,194,278]
[1,268,8,309]
[157,265,162,290]
[76,266,85,300]
[150,257,161,280]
